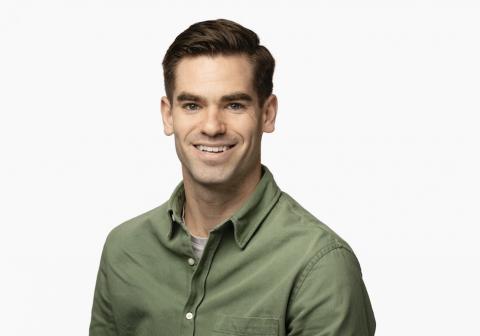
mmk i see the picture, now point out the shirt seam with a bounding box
[282,193,339,241]
[290,242,345,302]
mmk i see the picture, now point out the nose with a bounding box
[201,108,226,137]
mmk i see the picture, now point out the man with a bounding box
[89,19,375,336]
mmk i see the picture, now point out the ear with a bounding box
[262,94,278,133]
[161,96,174,136]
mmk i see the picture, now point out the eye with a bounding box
[182,103,200,111]
[226,102,245,111]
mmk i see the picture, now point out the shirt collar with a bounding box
[166,165,282,249]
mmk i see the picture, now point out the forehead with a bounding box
[174,54,255,99]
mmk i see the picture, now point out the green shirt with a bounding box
[89,166,375,336]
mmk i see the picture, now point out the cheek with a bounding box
[172,116,197,140]
[244,120,264,142]
[232,114,262,137]
[242,129,264,149]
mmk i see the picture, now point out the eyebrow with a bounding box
[220,92,253,103]
[176,92,203,102]
[176,91,253,104]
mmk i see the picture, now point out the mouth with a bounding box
[193,144,236,153]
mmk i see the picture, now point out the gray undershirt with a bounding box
[190,234,208,260]
[182,205,208,259]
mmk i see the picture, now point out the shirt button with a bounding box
[185,312,194,320]
[188,258,195,266]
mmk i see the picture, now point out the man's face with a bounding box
[161,54,277,188]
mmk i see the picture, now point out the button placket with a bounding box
[181,231,223,335]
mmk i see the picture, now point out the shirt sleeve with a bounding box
[287,246,376,336]
[89,242,118,336]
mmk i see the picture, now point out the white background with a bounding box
[1,0,479,335]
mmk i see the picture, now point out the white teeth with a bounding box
[195,145,231,153]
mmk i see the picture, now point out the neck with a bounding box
[182,165,262,237]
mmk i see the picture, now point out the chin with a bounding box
[193,170,233,186]
[196,177,230,186]
[185,164,234,186]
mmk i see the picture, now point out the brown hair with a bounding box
[162,19,275,106]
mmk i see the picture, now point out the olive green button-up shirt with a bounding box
[89,166,375,336]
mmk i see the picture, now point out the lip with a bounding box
[192,144,236,162]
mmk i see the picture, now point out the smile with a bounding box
[194,144,235,153]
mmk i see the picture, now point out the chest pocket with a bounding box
[213,314,279,335]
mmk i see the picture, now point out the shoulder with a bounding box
[273,191,354,252]
[102,201,170,257]
[266,191,365,278]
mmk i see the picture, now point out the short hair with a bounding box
[162,19,275,106]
